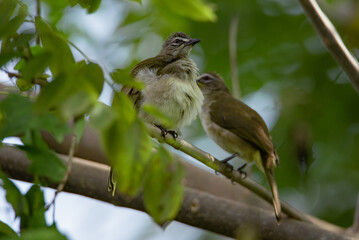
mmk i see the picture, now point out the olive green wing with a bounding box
[209,94,274,154]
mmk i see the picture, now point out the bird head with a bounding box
[197,72,231,96]
[160,32,200,60]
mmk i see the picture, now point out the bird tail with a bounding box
[264,168,281,223]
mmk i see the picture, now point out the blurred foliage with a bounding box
[0,0,358,238]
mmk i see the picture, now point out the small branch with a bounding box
[0,146,355,240]
[3,70,48,88]
[229,13,240,99]
[298,0,359,94]
[146,123,347,234]
[36,0,41,45]
[45,134,76,210]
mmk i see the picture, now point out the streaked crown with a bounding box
[159,32,200,59]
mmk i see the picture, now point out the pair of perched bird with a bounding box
[110,32,281,222]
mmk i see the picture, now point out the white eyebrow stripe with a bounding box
[173,37,189,42]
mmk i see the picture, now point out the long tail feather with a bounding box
[264,168,281,223]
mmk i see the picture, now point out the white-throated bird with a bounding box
[109,32,203,195]
[197,72,281,222]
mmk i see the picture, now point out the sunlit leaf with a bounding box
[18,146,66,182]
[141,104,173,128]
[18,228,67,240]
[143,146,185,224]
[110,68,144,90]
[101,92,152,196]
[153,0,217,22]
[35,17,75,76]
[0,220,17,237]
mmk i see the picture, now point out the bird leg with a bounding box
[221,153,239,163]
[155,124,168,138]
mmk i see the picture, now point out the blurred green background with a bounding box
[1,0,359,238]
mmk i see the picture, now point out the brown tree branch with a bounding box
[0,146,355,240]
[298,0,359,94]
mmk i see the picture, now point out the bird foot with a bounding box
[154,125,178,139]
[237,163,247,179]
[167,130,178,139]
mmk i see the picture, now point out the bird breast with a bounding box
[137,64,204,130]
[200,101,258,163]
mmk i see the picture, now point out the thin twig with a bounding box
[36,0,41,45]
[67,40,91,62]
[298,0,359,94]
[45,134,77,210]
[146,123,347,234]
[229,13,240,99]
[4,70,48,88]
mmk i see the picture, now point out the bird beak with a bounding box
[185,38,200,46]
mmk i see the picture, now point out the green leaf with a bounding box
[74,117,85,143]
[16,78,33,91]
[21,50,52,82]
[18,228,67,240]
[110,69,144,90]
[101,93,152,196]
[35,17,75,76]
[143,146,185,224]
[141,104,173,128]
[0,220,17,237]
[154,0,217,22]
[89,103,117,131]
[18,146,66,182]
[20,185,46,230]
[60,91,93,119]
[32,112,70,143]
[0,0,27,40]
[0,94,35,139]
[78,0,102,13]
[0,173,29,218]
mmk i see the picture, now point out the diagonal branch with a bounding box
[298,0,359,94]
[145,123,347,234]
[0,146,355,240]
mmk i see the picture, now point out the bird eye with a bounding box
[202,76,211,81]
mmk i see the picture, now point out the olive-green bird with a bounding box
[197,72,281,222]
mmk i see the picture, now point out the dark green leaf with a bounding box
[21,50,53,82]
[20,185,46,230]
[0,94,34,139]
[0,173,29,218]
[143,146,185,224]
[78,0,102,13]
[0,0,27,40]
[0,220,18,237]
[32,112,70,143]
[60,91,93,119]
[18,146,66,182]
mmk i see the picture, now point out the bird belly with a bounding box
[140,76,203,130]
[200,110,258,163]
